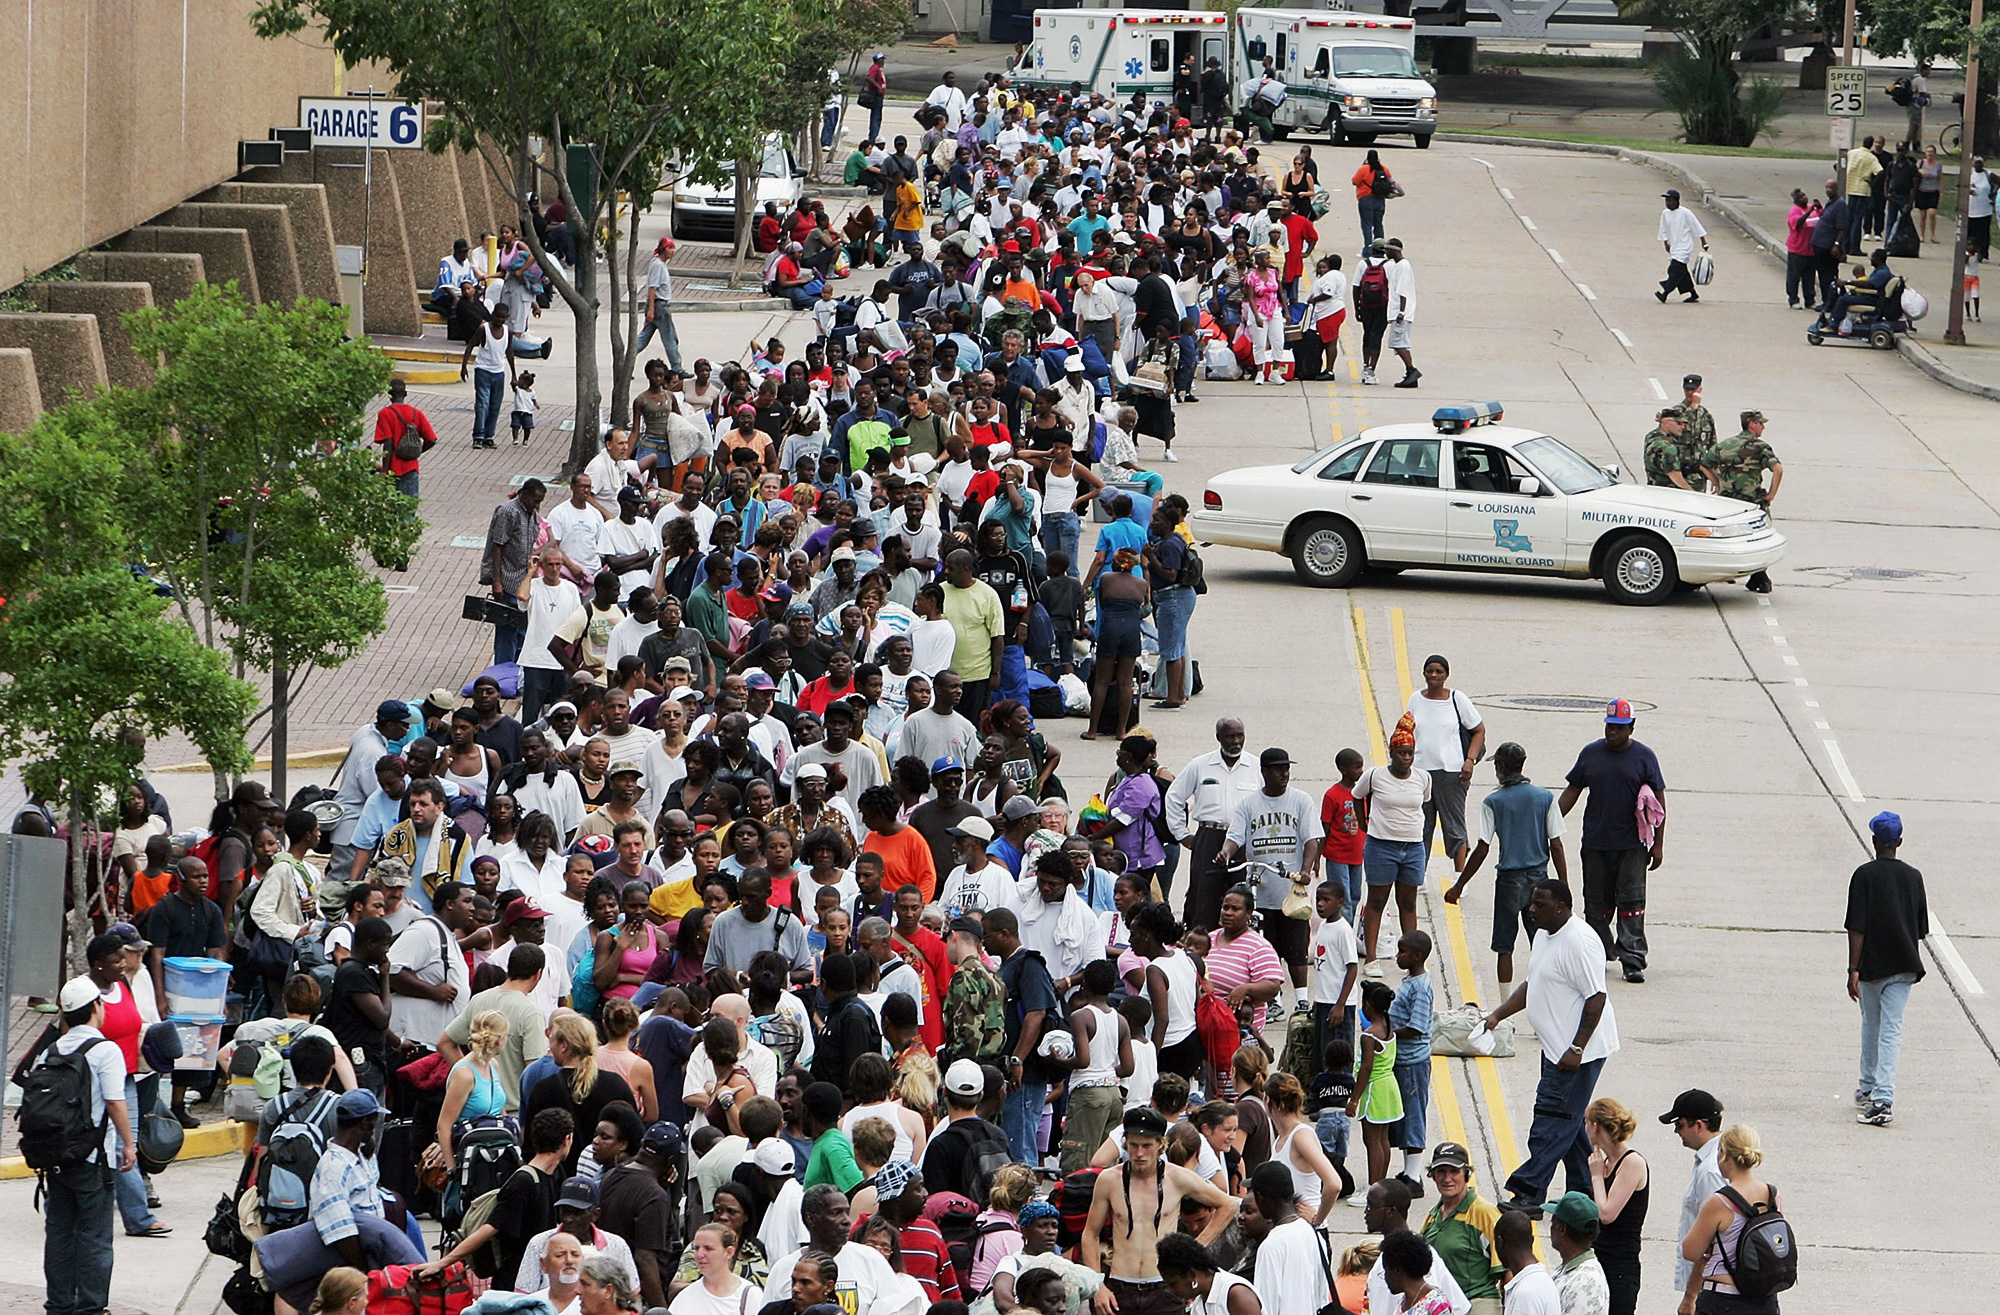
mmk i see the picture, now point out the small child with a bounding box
[1968,255,1982,322]
[1388,930,1435,1192]
[1311,881,1359,1068]
[1347,979,1402,1200]
[510,371,538,447]
[1319,749,1367,924]
[1118,993,1158,1109]
[1311,1038,1357,1199]
[1038,552,1085,674]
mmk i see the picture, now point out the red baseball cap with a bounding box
[1604,698,1636,725]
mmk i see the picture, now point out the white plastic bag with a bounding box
[1058,673,1090,713]
[1203,340,1242,381]
[1432,1003,1516,1059]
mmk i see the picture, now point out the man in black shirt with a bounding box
[973,519,1035,650]
[783,604,834,682]
[921,1058,1010,1200]
[1846,811,1928,1127]
[809,952,882,1087]
[445,1106,571,1282]
[143,858,226,970]
[592,1105,677,1307]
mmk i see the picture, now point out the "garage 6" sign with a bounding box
[299,97,425,148]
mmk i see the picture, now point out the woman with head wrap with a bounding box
[981,1197,1107,1315]
[1352,711,1432,975]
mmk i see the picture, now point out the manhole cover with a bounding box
[1487,696,1660,714]
[1852,568,1921,579]
[1797,566,1962,583]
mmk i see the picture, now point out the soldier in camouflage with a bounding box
[1642,405,1701,490]
[1678,373,1717,462]
[939,915,1007,1068]
[1702,409,1783,593]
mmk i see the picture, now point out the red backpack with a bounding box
[1355,260,1391,311]
[367,1263,481,1315]
[1195,985,1243,1071]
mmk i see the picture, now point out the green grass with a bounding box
[1436,125,1826,158]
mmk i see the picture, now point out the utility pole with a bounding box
[1948,0,1985,344]
[1838,0,1858,197]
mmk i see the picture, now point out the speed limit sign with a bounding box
[1826,68,1867,118]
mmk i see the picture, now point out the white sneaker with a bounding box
[1348,1191,1370,1207]
[1362,368,1377,385]
[1363,959,1386,979]
[1161,450,1179,463]
[1255,375,1266,386]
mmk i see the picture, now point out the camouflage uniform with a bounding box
[939,955,1006,1068]
[1679,401,1718,461]
[1708,431,1779,507]
[1643,427,1688,487]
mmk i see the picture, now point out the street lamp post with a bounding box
[1948,1,1985,345]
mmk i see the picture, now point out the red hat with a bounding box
[1001,239,1022,254]
[501,899,549,926]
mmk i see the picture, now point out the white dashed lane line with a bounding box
[1548,248,1565,264]
[1520,215,1537,230]
[1576,283,1597,300]
[1500,187,1515,199]
[1648,377,1667,400]
[1610,328,1633,347]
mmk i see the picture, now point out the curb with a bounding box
[159,749,347,773]
[1448,133,2000,403]
[675,297,790,313]
[2,1119,246,1181]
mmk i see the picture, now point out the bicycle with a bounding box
[1938,118,1963,155]
[1221,859,1305,1026]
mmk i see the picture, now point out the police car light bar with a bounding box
[1432,402,1504,433]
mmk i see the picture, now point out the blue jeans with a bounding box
[1492,865,1544,954]
[394,470,420,502]
[117,1075,161,1233]
[1327,861,1364,922]
[635,306,683,372]
[1505,1055,1604,1205]
[1364,837,1427,888]
[1392,1059,1430,1151]
[1003,1079,1051,1165]
[1847,197,1871,253]
[1153,583,1195,662]
[1358,196,1386,248]
[1176,332,1199,392]
[472,367,506,441]
[1859,971,1918,1104]
[44,1162,115,1315]
[1040,512,1081,577]
[867,105,884,143]
[821,105,841,149]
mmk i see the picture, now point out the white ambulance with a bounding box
[1010,9,1228,101]
[1231,10,1437,147]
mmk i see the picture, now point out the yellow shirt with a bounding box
[1846,146,1882,191]
[941,579,1004,680]
[649,874,705,921]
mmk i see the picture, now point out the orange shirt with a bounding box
[130,869,176,914]
[862,825,939,903]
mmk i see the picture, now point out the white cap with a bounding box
[58,976,102,1014]
[945,1058,985,1097]
[753,1139,798,1174]
[795,763,828,780]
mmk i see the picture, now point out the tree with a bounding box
[1867,0,2000,152]
[251,0,797,472]
[108,284,408,801]
[1619,0,1791,143]
[0,406,255,969]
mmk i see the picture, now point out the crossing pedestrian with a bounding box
[1558,700,1666,983]
[1655,190,1708,304]
[1846,811,1927,1127]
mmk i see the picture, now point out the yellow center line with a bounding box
[1388,608,1527,1201]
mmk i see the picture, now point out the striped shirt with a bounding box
[1205,929,1284,1033]
[895,1217,962,1303]
[309,1142,383,1244]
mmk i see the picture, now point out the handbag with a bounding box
[1280,870,1315,920]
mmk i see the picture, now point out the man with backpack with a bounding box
[28,976,135,1315]
[1354,240,1393,385]
[923,1058,1012,1200]
[371,380,436,568]
[253,1035,344,1236]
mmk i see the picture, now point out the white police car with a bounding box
[1189,402,1785,605]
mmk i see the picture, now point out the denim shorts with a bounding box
[1391,1058,1430,1150]
[1316,1108,1351,1161]
[1364,837,1427,887]
[1153,584,1195,662]
[1492,864,1545,953]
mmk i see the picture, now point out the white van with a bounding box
[1011,9,1228,100]
[669,133,804,242]
[1232,11,1437,147]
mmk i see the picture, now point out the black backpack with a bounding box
[937,1199,1015,1298]
[1717,1184,1799,1299]
[1887,76,1913,106]
[1178,539,1207,595]
[948,1117,1013,1205]
[17,1036,111,1174]
[256,1088,337,1228]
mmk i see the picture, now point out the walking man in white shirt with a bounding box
[1384,238,1421,388]
[1655,189,1709,304]
[1480,878,1618,1209]
[924,72,971,132]
[1660,1088,1725,1297]
[1164,717,1261,934]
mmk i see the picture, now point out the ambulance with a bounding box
[1010,9,1229,101]
[1231,9,1437,146]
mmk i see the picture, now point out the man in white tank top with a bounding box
[1058,960,1133,1173]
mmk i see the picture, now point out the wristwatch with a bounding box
[1567,1044,1585,1055]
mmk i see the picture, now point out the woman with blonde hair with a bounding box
[1266,1071,1341,1224]
[526,1011,635,1175]
[894,1049,940,1137]
[435,1010,511,1172]
[967,1164,1036,1292]
[1229,1045,1274,1169]
[667,1223,752,1315]
[1586,1097,1650,1315]
[309,1267,369,1315]
[595,999,659,1121]
[1335,1241,1379,1315]
[1680,1125,1780,1315]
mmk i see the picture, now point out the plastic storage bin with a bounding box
[167,1015,224,1072]
[163,956,230,1019]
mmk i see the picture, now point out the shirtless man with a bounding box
[1084,1108,1239,1315]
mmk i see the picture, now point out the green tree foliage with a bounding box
[108,284,405,797]
[250,0,796,472]
[0,405,255,963]
[1618,0,1793,143]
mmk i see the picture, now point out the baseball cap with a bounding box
[760,582,794,604]
[944,1058,985,1096]
[501,899,549,927]
[931,756,965,774]
[557,1176,600,1210]
[1429,1141,1471,1172]
[1656,405,1684,420]
[1658,1089,1723,1126]
[1064,356,1084,374]
[663,656,693,674]
[1544,1191,1600,1230]
[1740,409,1767,425]
[948,915,985,941]
[1604,698,1636,725]
[1260,747,1291,768]
[1683,373,1703,388]
[108,922,149,951]
[425,688,458,710]
[1001,795,1040,823]
[608,760,644,778]
[617,485,645,503]
[831,546,858,563]
[376,699,412,724]
[795,762,828,780]
[948,816,995,842]
[58,976,102,1014]
[745,671,777,691]
[335,1089,382,1122]
[642,1122,685,1158]
[753,1139,797,1175]
[1663,188,1682,200]
[371,857,413,888]
[1869,811,1903,844]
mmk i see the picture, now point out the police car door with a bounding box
[1351,436,1449,562]
[1445,440,1560,571]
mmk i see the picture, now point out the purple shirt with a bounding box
[1107,772,1166,870]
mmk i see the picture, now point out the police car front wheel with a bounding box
[1601,532,1679,606]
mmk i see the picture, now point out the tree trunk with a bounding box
[564,230,604,477]
[66,793,93,977]
[271,647,289,803]
[729,160,757,288]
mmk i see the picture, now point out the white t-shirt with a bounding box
[1386,256,1418,320]
[1404,690,1481,774]
[1658,206,1708,262]
[1524,915,1620,1065]
[606,615,660,673]
[521,578,583,672]
[1501,1263,1563,1315]
[760,1241,900,1315]
[584,451,641,509]
[386,914,469,1050]
[939,862,1017,918]
[1224,787,1325,908]
[657,500,719,552]
[596,516,661,601]
[758,1175,806,1259]
[512,386,538,417]
[669,1275,751,1315]
[1312,916,1358,1006]
[1253,1217,1329,1315]
[1353,766,1431,843]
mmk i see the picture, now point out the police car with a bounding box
[1188,402,1785,605]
